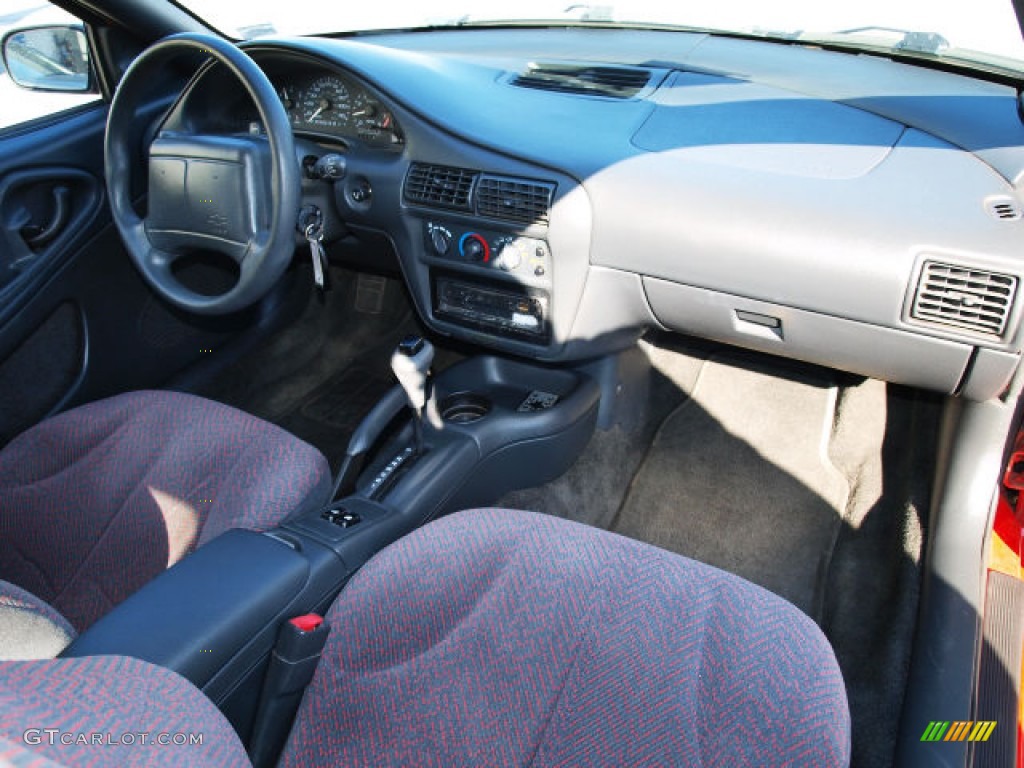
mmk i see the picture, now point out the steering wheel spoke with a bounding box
[105,34,299,315]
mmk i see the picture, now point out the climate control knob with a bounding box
[459,233,490,262]
[428,224,452,256]
[495,240,523,271]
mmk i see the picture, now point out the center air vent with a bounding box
[910,260,1018,339]
[476,175,555,225]
[511,63,651,98]
[404,163,477,210]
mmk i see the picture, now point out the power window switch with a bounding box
[320,508,362,528]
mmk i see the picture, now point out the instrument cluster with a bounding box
[275,71,403,149]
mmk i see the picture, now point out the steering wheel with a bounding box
[105,33,299,315]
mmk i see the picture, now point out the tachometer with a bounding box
[301,75,352,130]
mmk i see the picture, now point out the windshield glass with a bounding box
[176,0,1024,73]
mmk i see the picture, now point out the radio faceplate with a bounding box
[433,272,550,344]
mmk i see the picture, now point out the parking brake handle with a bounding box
[248,614,330,768]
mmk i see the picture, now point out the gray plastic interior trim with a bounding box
[588,129,1023,348]
[643,276,971,392]
[564,266,655,353]
[961,349,1021,401]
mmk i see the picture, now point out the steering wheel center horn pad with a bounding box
[105,33,300,315]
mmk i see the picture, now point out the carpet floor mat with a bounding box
[195,268,421,469]
[611,355,849,618]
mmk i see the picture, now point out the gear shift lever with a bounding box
[391,335,435,455]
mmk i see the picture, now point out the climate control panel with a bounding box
[424,221,550,279]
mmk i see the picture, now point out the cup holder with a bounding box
[440,392,491,424]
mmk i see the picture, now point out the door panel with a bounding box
[0,301,84,444]
[0,166,103,286]
[0,100,265,446]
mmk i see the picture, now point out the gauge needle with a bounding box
[307,98,331,122]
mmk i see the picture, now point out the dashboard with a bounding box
[172,27,1024,401]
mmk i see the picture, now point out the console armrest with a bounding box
[62,530,330,688]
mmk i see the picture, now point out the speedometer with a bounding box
[301,75,352,131]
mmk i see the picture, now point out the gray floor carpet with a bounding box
[612,355,849,618]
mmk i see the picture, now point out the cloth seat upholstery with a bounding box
[0,390,331,644]
[0,508,851,767]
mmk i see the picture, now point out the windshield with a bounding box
[176,0,1024,74]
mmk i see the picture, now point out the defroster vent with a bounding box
[910,261,1018,339]
[512,63,651,98]
[404,163,477,210]
[476,175,555,225]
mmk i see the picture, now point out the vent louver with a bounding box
[404,163,477,210]
[910,261,1018,339]
[476,176,554,225]
[987,197,1023,221]
[511,64,651,99]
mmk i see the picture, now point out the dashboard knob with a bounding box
[429,225,452,255]
[495,241,523,271]
[459,233,490,262]
[463,238,484,261]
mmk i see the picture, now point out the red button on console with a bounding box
[289,613,324,632]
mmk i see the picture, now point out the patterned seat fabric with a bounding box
[0,509,849,767]
[0,656,250,767]
[0,390,331,635]
[282,508,851,767]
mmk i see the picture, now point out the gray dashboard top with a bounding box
[278,28,1024,182]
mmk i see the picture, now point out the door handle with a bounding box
[20,185,71,249]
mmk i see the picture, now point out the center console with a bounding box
[61,339,600,766]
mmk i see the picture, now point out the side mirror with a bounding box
[2,25,92,93]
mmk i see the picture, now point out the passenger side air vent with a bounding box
[910,261,1018,339]
[475,175,555,225]
[986,197,1023,221]
[404,163,477,210]
[511,63,651,99]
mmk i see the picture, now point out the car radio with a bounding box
[433,273,550,343]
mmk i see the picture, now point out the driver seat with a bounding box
[0,390,331,658]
